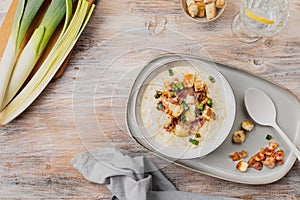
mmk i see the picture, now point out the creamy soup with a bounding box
[140,66,226,150]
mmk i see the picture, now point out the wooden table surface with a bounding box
[1,0,300,199]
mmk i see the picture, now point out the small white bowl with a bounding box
[180,0,227,23]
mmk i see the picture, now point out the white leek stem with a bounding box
[0,0,95,125]
[0,0,44,109]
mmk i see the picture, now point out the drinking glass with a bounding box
[232,0,289,43]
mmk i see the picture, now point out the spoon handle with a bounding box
[273,123,300,161]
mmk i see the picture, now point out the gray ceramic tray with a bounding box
[126,54,300,184]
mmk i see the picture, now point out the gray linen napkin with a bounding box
[72,148,240,200]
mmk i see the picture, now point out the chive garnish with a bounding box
[180,100,189,111]
[169,69,174,76]
[195,133,201,138]
[189,138,199,145]
[266,134,273,140]
[168,92,176,98]
[175,82,184,91]
[154,91,162,99]
[181,115,187,123]
[170,82,177,91]
[195,107,201,117]
[198,103,204,111]
[206,98,213,107]
[208,76,216,83]
[156,103,164,110]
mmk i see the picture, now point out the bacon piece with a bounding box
[274,150,284,165]
[263,156,276,169]
[229,150,248,161]
[177,89,189,100]
[253,152,265,162]
[189,119,201,134]
[247,157,263,171]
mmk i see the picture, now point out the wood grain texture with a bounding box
[0,0,300,199]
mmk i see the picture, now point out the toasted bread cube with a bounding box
[194,80,206,92]
[188,3,199,18]
[168,104,183,118]
[216,0,225,8]
[183,74,195,88]
[186,0,196,6]
[241,120,254,131]
[268,141,278,150]
[236,161,248,172]
[185,105,196,122]
[232,130,246,143]
[196,2,206,17]
[174,124,189,137]
[204,0,215,3]
[205,2,216,20]
[202,107,215,121]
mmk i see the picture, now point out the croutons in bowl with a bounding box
[180,0,227,23]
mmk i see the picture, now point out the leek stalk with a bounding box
[0,0,95,125]
[1,0,68,109]
[0,0,45,110]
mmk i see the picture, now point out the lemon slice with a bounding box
[245,9,275,25]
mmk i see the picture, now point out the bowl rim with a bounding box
[180,0,228,23]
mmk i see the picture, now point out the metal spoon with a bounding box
[244,88,300,161]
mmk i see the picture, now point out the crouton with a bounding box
[196,1,206,17]
[188,3,199,18]
[202,107,215,121]
[186,0,196,6]
[232,130,246,143]
[216,0,225,8]
[205,2,216,20]
[174,124,189,137]
[183,74,195,88]
[241,120,254,131]
[194,80,207,92]
[236,161,248,172]
[167,103,183,118]
[204,0,215,3]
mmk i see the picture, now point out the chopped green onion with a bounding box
[198,103,204,111]
[168,92,176,98]
[176,82,184,91]
[207,98,213,107]
[195,133,201,138]
[154,91,162,99]
[170,82,177,91]
[197,93,203,101]
[180,100,189,111]
[169,69,174,76]
[266,134,273,140]
[156,103,164,110]
[189,138,199,145]
[181,115,187,123]
[195,107,201,117]
[208,76,216,83]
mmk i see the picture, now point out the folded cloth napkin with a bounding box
[72,148,240,200]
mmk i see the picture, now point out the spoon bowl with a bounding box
[244,88,300,161]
